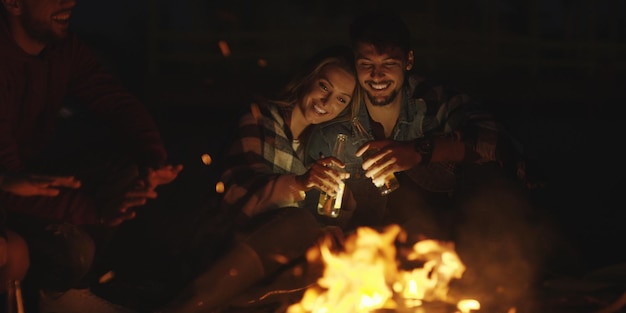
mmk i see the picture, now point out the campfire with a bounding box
[286,224,482,313]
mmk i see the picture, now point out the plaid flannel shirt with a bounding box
[219,101,308,217]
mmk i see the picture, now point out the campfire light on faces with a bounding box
[287,224,482,313]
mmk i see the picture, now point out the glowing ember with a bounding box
[98,270,115,284]
[218,40,231,57]
[201,153,212,165]
[215,181,225,193]
[287,224,478,313]
[457,299,480,313]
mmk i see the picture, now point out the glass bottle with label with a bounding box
[317,133,348,218]
[351,117,400,195]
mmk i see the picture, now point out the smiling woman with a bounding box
[151,45,358,313]
[296,62,355,126]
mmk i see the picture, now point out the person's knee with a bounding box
[275,207,321,252]
[0,229,30,292]
[34,224,95,291]
[243,207,320,271]
[6,229,30,281]
[280,207,320,242]
[56,225,95,281]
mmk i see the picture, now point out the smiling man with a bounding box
[303,12,543,304]
[305,11,527,240]
[6,0,73,54]
[0,0,182,312]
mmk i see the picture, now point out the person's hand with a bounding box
[100,163,182,227]
[296,156,349,197]
[100,180,158,227]
[143,164,183,190]
[356,140,418,187]
[0,173,81,197]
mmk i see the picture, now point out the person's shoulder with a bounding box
[252,98,285,122]
[235,99,282,127]
[236,96,269,116]
[315,116,352,134]
[306,118,352,153]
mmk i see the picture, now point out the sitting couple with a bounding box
[155,11,529,313]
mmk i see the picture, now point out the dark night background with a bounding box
[52,0,626,310]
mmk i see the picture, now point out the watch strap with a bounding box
[414,137,434,165]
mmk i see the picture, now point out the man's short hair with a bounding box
[349,12,411,55]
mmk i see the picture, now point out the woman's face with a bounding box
[299,63,356,125]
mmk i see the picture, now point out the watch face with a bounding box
[415,137,434,165]
[415,137,433,153]
[420,139,433,152]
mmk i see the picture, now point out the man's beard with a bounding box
[20,9,66,45]
[366,89,399,107]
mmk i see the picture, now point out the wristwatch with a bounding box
[414,137,434,165]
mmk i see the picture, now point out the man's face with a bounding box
[19,0,75,44]
[354,42,412,107]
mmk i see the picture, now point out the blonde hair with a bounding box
[270,45,357,120]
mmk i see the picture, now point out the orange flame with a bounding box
[287,224,479,313]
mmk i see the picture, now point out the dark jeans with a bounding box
[234,206,321,275]
[107,206,321,311]
[5,215,118,293]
